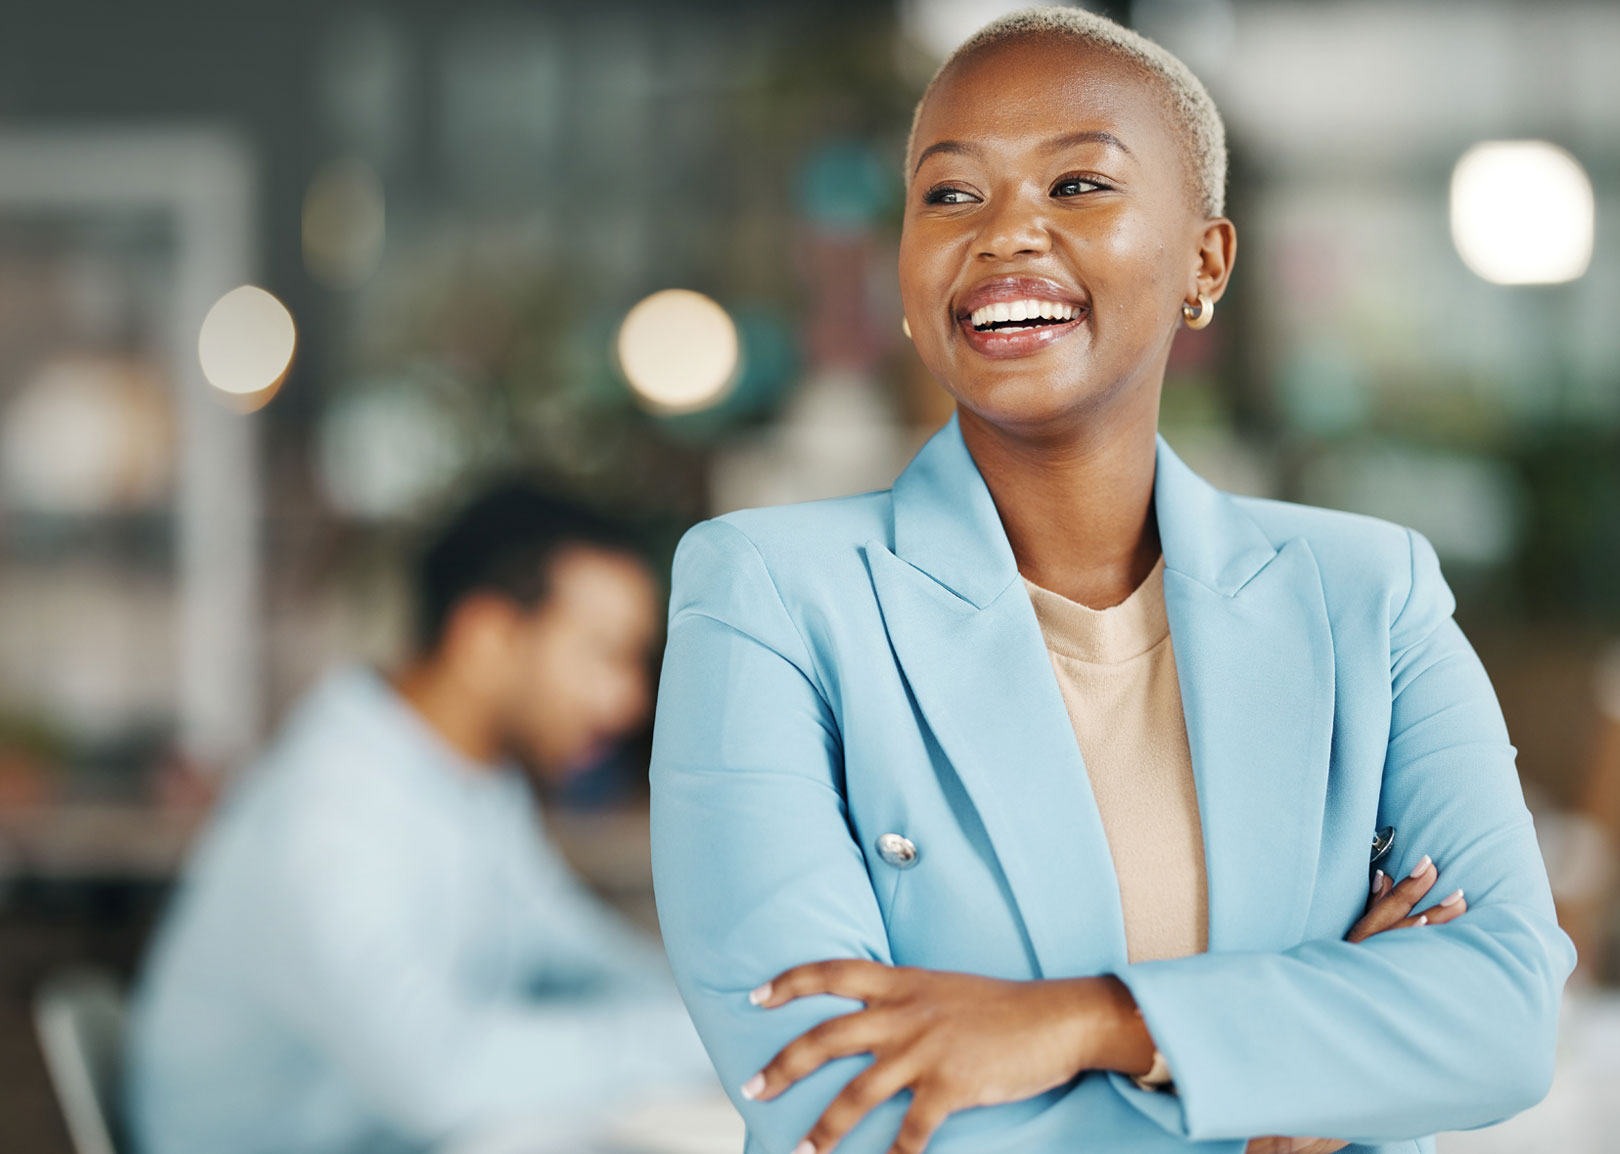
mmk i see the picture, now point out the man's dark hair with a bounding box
[413,482,641,654]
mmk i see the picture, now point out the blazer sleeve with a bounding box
[651,520,1128,1154]
[649,518,909,1154]
[1110,528,1577,1144]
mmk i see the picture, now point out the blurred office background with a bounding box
[1,0,1618,1150]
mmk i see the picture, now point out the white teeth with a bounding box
[969,298,1081,329]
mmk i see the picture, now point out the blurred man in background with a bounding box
[126,484,714,1154]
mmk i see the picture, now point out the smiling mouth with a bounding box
[965,297,1086,334]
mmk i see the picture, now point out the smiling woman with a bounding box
[897,21,1235,522]
[649,8,1574,1154]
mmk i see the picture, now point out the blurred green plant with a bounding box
[1508,428,1620,626]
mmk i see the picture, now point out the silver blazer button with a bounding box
[876,832,919,869]
[1371,825,1396,866]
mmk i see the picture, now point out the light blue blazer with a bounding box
[650,414,1574,1154]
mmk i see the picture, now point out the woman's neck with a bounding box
[957,397,1161,610]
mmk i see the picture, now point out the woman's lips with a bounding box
[953,276,1090,360]
[957,307,1088,359]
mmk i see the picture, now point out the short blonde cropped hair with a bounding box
[904,6,1228,218]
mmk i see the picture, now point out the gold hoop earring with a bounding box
[1182,293,1214,330]
[901,316,913,340]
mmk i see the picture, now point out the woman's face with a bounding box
[899,36,1224,436]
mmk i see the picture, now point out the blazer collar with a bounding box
[891,412,1278,605]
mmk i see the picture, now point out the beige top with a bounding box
[1022,555,1209,964]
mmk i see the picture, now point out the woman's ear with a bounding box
[1190,217,1237,304]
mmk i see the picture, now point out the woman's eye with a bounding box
[923,186,979,206]
[1052,177,1107,197]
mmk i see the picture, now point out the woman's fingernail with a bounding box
[1441,888,1465,907]
[1371,870,1385,894]
[1415,915,1429,926]
[792,1143,816,1154]
[749,982,772,1006]
[740,1073,766,1100]
[1409,855,1432,879]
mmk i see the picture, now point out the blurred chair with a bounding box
[34,968,127,1154]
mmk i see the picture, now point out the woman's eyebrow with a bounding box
[912,130,1133,177]
[1042,129,1133,158]
[913,139,980,176]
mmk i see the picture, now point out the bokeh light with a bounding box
[197,286,297,396]
[615,289,740,414]
[302,158,386,289]
[898,0,1034,63]
[1450,141,1595,286]
[0,357,173,514]
[316,375,469,520]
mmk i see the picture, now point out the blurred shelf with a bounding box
[0,509,176,569]
[0,801,656,897]
[0,803,202,882]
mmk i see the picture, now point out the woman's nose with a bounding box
[974,193,1052,261]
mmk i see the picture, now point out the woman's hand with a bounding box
[740,962,1147,1154]
[1242,855,1468,1154]
[1347,854,1467,941]
[745,856,1469,1154]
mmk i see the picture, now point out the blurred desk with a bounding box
[445,1092,744,1154]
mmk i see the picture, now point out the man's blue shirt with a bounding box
[128,666,710,1154]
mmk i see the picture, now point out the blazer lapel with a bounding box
[866,416,1125,978]
[868,415,1336,976]
[1154,441,1336,950]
